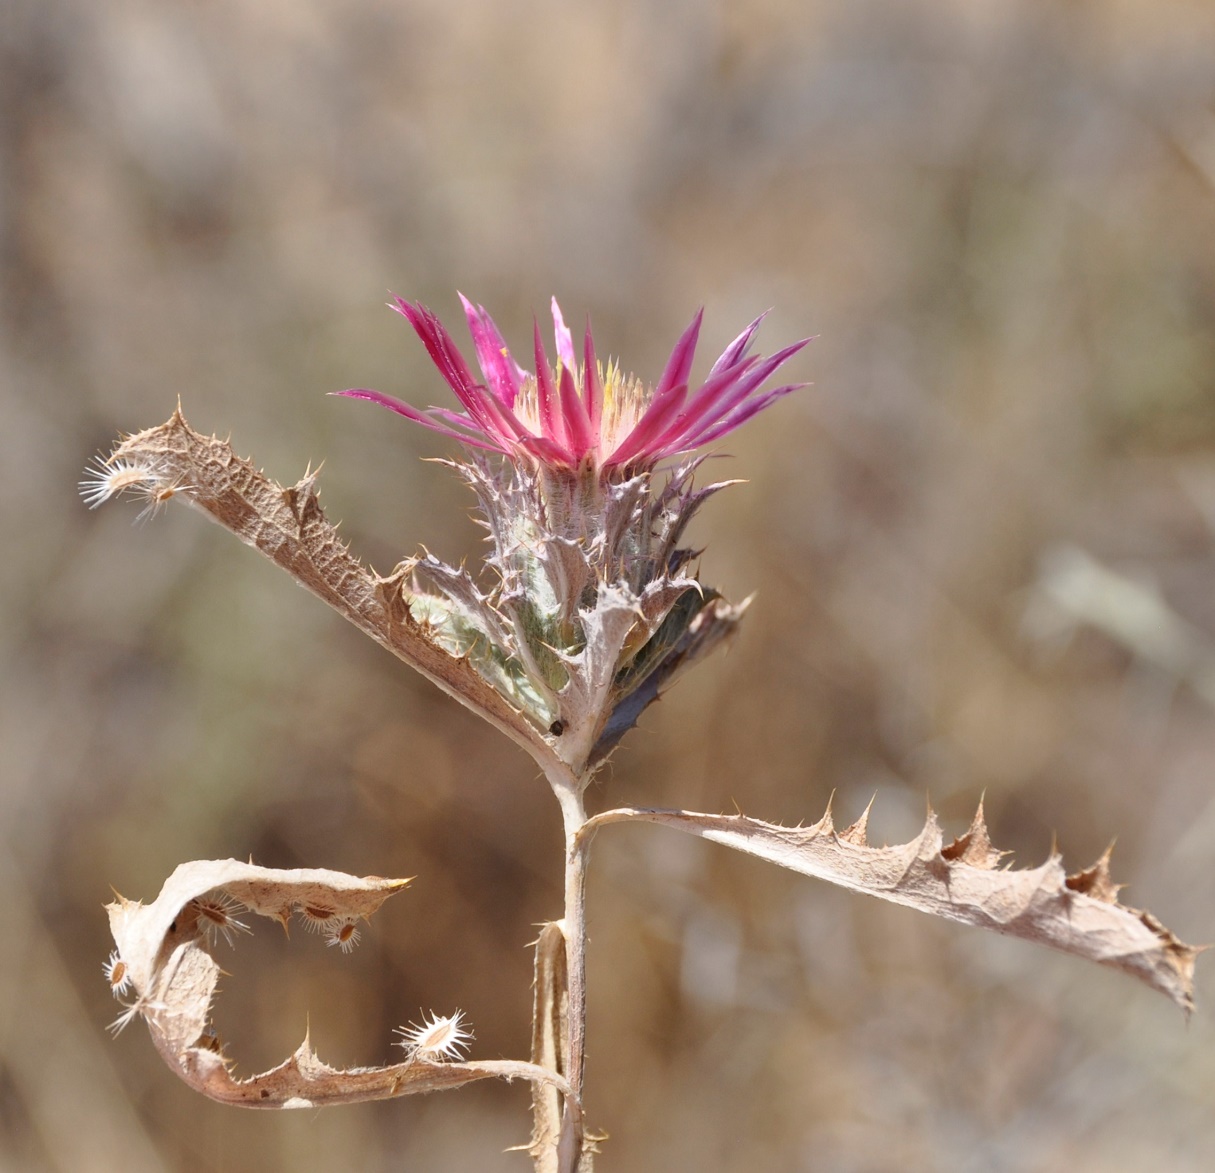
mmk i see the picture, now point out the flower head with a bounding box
[338,296,809,474]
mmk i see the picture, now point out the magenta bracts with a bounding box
[339,296,809,473]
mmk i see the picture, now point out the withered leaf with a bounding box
[527,923,569,1173]
[102,411,552,763]
[106,860,570,1109]
[582,803,1201,1012]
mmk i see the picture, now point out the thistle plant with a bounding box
[87,296,1200,1171]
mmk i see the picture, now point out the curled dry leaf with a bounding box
[528,923,568,1172]
[106,859,571,1109]
[101,410,551,764]
[583,802,1202,1012]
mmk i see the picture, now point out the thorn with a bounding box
[813,792,836,836]
[840,796,874,846]
[1065,842,1123,903]
[941,801,1006,868]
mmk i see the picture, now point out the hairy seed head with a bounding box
[394,1009,473,1061]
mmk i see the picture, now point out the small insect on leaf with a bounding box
[134,481,192,524]
[79,454,196,525]
[79,457,156,508]
[325,918,361,953]
[297,903,339,934]
[189,894,252,948]
[394,1010,474,1062]
[103,950,131,998]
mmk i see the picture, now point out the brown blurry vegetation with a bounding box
[3,0,1215,1169]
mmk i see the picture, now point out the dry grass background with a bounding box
[4,1,1215,1169]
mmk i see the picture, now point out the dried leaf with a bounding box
[526,923,568,1172]
[106,860,570,1108]
[101,410,551,763]
[582,803,1201,1012]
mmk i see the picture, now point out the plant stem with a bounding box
[551,773,589,1173]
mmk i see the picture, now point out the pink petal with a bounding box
[394,297,532,447]
[582,319,603,438]
[654,308,703,398]
[709,312,768,377]
[459,293,523,409]
[392,298,481,408]
[643,357,761,452]
[333,390,508,454]
[558,362,594,462]
[551,298,577,374]
[532,318,570,455]
[518,431,574,464]
[604,383,689,468]
[676,383,806,451]
[680,338,809,440]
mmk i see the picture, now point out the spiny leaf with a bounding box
[97,410,552,763]
[105,859,571,1109]
[589,595,749,769]
[554,583,645,770]
[582,802,1202,1012]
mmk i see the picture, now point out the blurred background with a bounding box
[4,0,1215,1169]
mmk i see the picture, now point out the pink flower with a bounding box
[338,296,809,474]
